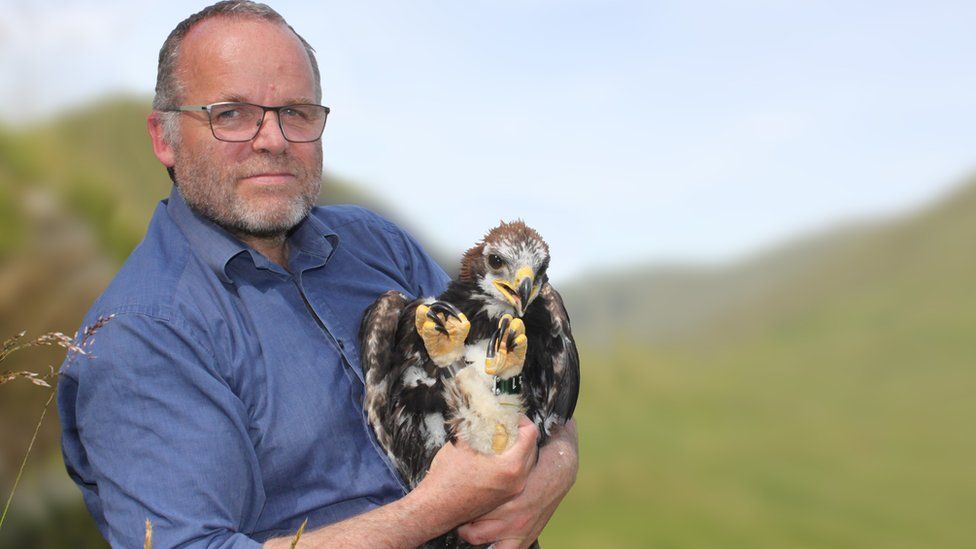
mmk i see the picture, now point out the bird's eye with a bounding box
[487,254,505,270]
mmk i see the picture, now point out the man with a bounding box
[57,1,578,547]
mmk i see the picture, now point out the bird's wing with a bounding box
[389,298,456,486]
[359,290,410,455]
[361,292,453,488]
[541,283,581,422]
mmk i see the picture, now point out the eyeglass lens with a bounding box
[209,103,327,142]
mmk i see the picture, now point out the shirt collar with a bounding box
[288,205,340,272]
[165,186,339,284]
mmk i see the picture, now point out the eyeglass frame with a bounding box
[162,101,331,143]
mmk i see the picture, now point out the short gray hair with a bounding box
[152,0,323,146]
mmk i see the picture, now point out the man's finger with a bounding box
[457,518,503,545]
[516,414,539,444]
[515,417,539,467]
[500,416,538,460]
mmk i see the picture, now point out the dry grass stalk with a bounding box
[0,314,113,365]
[0,315,114,535]
[0,369,53,388]
[0,390,55,531]
[1,330,80,363]
[289,517,309,549]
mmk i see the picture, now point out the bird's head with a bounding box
[459,220,550,318]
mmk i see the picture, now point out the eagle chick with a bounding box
[359,220,580,490]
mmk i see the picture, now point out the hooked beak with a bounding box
[517,276,533,314]
[492,266,536,317]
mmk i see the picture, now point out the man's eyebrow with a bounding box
[222,94,249,104]
[217,94,318,105]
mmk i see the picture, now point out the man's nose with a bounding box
[251,111,288,154]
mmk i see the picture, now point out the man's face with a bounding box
[170,17,323,238]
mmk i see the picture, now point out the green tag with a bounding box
[493,374,523,395]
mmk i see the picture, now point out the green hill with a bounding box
[549,182,976,547]
[560,186,971,348]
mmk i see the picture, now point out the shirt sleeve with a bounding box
[58,311,265,548]
[385,221,451,298]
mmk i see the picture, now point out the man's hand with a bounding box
[413,416,540,524]
[264,419,540,548]
[457,418,579,548]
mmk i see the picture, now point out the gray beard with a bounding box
[189,186,317,239]
[173,149,322,239]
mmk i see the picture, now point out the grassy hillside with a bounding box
[546,183,976,547]
[561,218,883,346]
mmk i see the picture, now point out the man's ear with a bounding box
[147,112,176,168]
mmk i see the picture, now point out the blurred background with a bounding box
[2,0,976,546]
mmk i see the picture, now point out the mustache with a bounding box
[235,157,308,178]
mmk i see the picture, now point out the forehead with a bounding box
[177,16,316,103]
[486,233,548,261]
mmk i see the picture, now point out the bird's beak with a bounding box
[517,273,533,315]
[493,266,536,317]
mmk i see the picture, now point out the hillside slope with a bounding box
[549,182,976,547]
[563,180,976,348]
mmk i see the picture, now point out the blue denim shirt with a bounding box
[58,188,450,547]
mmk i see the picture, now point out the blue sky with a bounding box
[2,1,975,281]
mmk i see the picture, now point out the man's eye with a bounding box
[214,108,241,120]
[281,107,309,121]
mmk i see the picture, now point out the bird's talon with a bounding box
[491,423,509,453]
[497,315,512,337]
[425,309,447,330]
[427,301,463,322]
[484,315,527,376]
[486,329,500,360]
[415,301,470,366]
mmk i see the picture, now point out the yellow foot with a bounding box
[492,422,509,453]
[415,301,470,367]
[485,314,527,376]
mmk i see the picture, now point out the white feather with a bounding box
[402,365,437,387]
[423,413,447,450]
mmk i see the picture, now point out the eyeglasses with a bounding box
[164,102,330,143]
